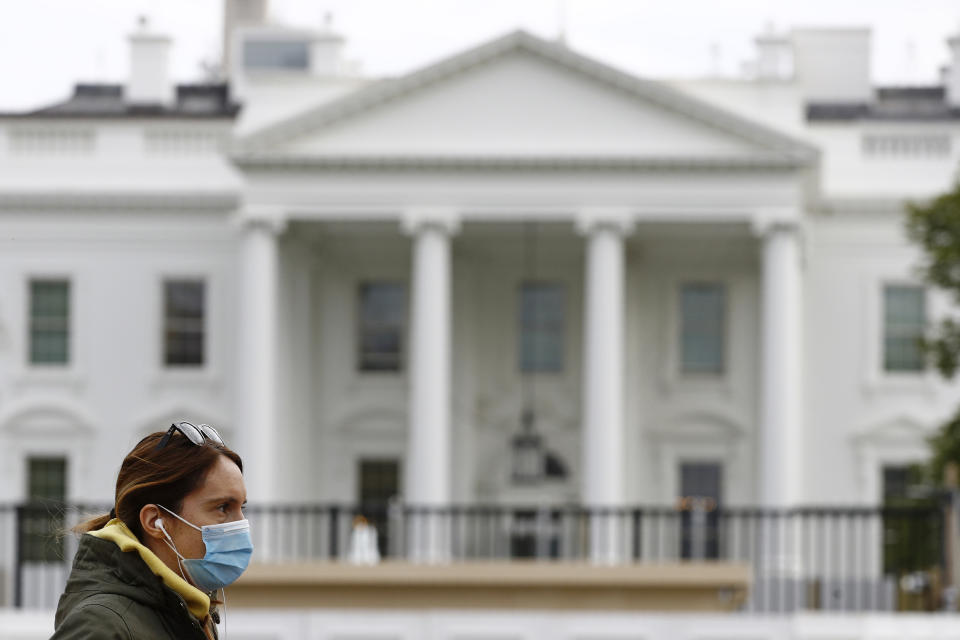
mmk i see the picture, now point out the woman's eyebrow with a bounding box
[205,496,244,505]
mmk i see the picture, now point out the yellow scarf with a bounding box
[89,518,210,620]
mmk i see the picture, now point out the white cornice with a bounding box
[811,197,912,215]
[235,30,818,163]
[233,153,807,171]
[0,191,240,211]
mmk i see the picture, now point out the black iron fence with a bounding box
[0,502,948,613]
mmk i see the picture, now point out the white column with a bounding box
[403,211,458,562]
[757,221,803,508]
[578,211,632,564]
[756,220,803,592]
[237,214,284,506]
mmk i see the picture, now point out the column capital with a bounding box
[236,206,288,235]
[401,207,461,236]
[575,208,635,236]
[750,208,801,238]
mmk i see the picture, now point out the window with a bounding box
[29,280,70,365]
[358,459,399,506]
[243,40,309,70]
[145,130,223,154]
[23,457,67,563]
[883,285,925,372]
[358,282,405,372]
[163,280,205,366]
[863,134,950,158]
[882,464,920,502]
[680,283,725,374]
[678,462,722,560]
[519,283,565,373]
[358,459,400,557]
[10,128,95,155]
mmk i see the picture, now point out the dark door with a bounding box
[357,459,399,556]
[23,457,67,563]
[679,461,722,560]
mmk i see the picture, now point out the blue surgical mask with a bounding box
[157,504,254,593]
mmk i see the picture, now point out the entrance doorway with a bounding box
[679,461,722,559]
[357,458,399,556]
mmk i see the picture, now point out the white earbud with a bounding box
[154,515,189,582]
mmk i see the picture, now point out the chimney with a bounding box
[947,27,960,108]
[127,16,173,106]
[791,28,871,103]
[754,23,793,80]
[310,13,345,76]
[223,0,267,78]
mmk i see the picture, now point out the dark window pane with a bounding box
[358,459,400,505]
[519,283,564,373]
[24,457,67,563]
[883,465,911,501]
[680,283,724,374]
[680,462,722,502]
[358,283,405,372]
[164,280,205,366]
[243,40,309,70]
[883,285,925,372]
[29,280,69,364]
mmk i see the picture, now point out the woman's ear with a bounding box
[140,504,165,541]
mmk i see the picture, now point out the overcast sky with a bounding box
[1,0,958,111]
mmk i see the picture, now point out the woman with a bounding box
[50,422,253,640]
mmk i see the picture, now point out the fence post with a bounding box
[13,504,23,608]
[632,508,642,561]
[942,463,959,611]
[329,506,340,560]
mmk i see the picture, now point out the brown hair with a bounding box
[76,430,243,538]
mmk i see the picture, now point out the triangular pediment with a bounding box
[236,31,815,166]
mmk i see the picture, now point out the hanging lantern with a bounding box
[512,409,544,484]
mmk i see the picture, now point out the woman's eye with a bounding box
[217,504,228,513]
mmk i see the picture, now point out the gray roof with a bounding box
[0,83,240,118]
[807,86,960,121]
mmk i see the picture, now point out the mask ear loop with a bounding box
[156,505,204,588]
[157,518,191,584]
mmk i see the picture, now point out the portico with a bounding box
[230,31,816,558]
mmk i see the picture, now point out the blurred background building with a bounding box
[2,1,960,635]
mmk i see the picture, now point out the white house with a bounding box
[1,3,960,553]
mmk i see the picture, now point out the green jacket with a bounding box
[51,534,216,639]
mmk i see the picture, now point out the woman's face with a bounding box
[169,454,247,561]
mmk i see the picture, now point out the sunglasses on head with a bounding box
[156,421,224,450]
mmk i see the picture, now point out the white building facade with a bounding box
[2,8,960,523]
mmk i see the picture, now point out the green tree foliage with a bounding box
[906,180,960,484]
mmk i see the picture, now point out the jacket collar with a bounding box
[89,518,210,619]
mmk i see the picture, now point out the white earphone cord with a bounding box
[157,519,191,584]
[159,516,228,639]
